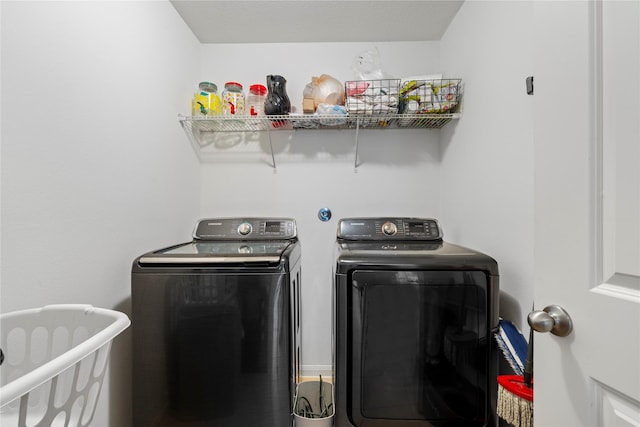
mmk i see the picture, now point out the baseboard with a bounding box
[300,364,332,380]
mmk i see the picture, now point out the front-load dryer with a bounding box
[333,217,499,427]
[132,217,301,426]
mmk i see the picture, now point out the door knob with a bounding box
[528,304,573,337]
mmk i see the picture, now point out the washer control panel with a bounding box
[337,217,442,241]
[194,218,297,240]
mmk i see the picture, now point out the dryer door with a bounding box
[348,270,492,426]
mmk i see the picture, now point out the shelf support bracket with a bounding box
[354,118,360,171]
[266,128,277,170]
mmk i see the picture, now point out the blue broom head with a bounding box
[495,318,529,376]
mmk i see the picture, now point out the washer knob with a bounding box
[238,245,253,254]
[381,222,397,236]
[237,222,252,236]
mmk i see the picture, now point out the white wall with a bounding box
[198,42,444,373]
[1,2,200,425]
[439,0,535,330]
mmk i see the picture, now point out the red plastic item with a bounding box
[249,84,267,96]
[497,375,533,401]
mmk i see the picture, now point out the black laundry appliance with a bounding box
[333,218,499,427]
[132,218,301,427]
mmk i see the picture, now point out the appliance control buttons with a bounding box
[237,222,252,236]
[381,221,397,236]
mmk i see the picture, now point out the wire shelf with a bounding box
[179,113,459,134]
[177,110,461,169]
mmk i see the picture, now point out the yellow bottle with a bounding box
[192,82,221,116]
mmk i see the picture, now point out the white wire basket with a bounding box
[0,304,130,427]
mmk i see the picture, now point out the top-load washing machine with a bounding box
[132,217,301,427]
[333,218,499,427]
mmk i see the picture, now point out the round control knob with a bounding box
[381,222,397,236]
[238,245,253,254]
[237,222,252,236]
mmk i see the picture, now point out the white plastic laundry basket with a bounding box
[0,304,130,427]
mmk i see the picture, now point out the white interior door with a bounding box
[533,1,640,426]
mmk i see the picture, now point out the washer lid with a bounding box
[138,240,293,265]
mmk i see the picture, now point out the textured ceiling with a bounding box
[170,0,464,44]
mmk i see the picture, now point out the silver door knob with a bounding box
[528,304,573,337]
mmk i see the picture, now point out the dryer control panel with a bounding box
[194,218,297,240]
[337,217,443,241]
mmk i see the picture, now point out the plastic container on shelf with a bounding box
[192,81,221,116]
[0,304,130,427]
[247,84,267,116]
[222,82,245,116]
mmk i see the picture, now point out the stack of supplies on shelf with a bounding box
[345,79,400,115]
[398,76,462,115]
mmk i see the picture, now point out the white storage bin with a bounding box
[294,379,334,427]
[0,304,130,427]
